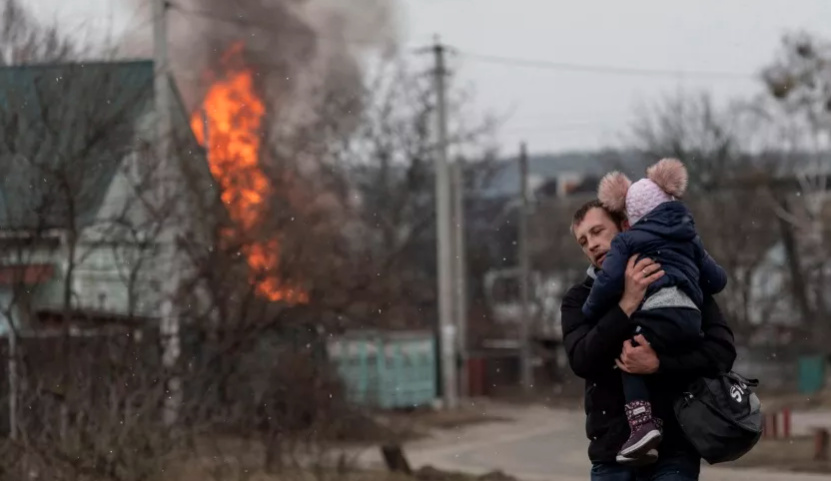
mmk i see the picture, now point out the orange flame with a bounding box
[191,43,308,304]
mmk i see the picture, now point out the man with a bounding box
[561,200,736,481]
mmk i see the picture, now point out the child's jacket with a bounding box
[582,201,727,320]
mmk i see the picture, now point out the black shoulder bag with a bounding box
[674,371,763,465]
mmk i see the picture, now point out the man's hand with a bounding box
[619,256,664,317]
[616,334,660,374]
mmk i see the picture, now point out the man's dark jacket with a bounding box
[562,275,737,462]
[582,201,728,320]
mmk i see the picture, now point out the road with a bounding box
[362,403,831,481]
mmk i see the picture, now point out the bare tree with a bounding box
[630,92,759,191]
[0,2,501,478]
[162,52,503,477]
[183,51,500,330]
[0,4,208,477]
[755,31,831,343]
[0,0,76,65]
[303,56,500,330]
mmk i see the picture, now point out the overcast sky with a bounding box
[32,0,831,154]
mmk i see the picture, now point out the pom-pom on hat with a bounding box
[647,157,688,198]
[597,171,631,214]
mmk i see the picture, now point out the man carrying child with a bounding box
[561,190,737,481]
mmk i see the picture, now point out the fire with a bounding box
[191,43,308,304]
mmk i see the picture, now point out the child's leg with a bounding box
[622,325,651,405]
[619,373,662,458]
[617,328,662,460]
[621,371,650,404]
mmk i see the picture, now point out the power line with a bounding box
[455,50,756,80]
[166,3,750,81]
[165,4,755,82]
[501,125,627,135]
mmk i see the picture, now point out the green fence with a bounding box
[799,355,826,395]
[328,330,436,409]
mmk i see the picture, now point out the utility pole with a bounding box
[153,0,171,155]
[451,160,468,400]
[154,0,181,426]
[518,142,533,393]
[432,38,457,409]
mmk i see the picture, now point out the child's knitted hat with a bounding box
[597,158,689,225]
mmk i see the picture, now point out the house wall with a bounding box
[0,226,165,320]
[62,100,218,322]
[67,143,179,319]
[70,240,165,318]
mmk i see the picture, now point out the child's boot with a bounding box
[616,449,658,467]
[617,400,662,460]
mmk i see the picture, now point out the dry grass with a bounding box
[165,433,486,481]
[162,408,510,481]
[728,436,831,474]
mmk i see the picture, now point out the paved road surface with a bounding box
[362,404,831,481]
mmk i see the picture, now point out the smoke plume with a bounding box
[122,0,399,113]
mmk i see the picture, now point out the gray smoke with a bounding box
[122,0,399,112]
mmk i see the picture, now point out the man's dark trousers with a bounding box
[590,452,701,480]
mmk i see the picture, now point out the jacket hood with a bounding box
[629,201,697,242]
[586,265,598,280]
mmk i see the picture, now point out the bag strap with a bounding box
[723,371,759,387]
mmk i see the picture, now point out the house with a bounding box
[0,60,216,334]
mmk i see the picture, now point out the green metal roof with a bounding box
[0,60,155,229]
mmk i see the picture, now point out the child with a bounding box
[583,158,727,464]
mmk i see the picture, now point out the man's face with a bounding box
[573,207,622,268]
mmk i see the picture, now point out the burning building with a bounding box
[120,0,399,304]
